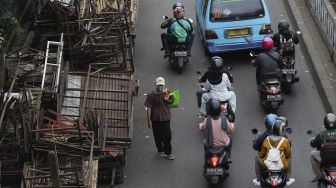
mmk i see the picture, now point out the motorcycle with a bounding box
[307,130,336,188]
[163,16,192,73]
[250,52,284,112]
[252,127,293,188]
[280,57,299,91]
[196,70,235,122]
[203,146,230,184]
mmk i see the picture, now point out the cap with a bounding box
[155,77,165,86]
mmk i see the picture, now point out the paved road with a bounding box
[102,0,326,187]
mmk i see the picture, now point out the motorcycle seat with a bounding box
[262,78,280,84]
[206,147,226,155]
[323,165,336,171]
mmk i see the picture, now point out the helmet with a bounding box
[277,116,288,127]
[324,113,336,130]
[278,20,290,34]
[272,119,286,136]
[207,98,221,118]
[173,6,185,18]
[173,2,184,10]
[262,37,274,50]
[264,113,278,130]
[210,56,224,71]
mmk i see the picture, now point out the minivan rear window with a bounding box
[210,0,265,22]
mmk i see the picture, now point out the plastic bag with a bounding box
[169,90,180,108]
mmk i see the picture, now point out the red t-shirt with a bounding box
[144,91,171,122]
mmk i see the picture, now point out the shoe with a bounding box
[227,158,232,163]
[165,154,175,160]
[187,51,191,57]
[157,152,167,158]
[197,112,206,119]
[311,177,319,183]
[161,47,164,51]
[164,51,170,58]
[252,178,260,186]
[286,178,295,186]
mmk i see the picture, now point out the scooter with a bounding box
[203,146,230,184]
[252,127,293,187]
[250,51,284,112]
[162,16,192,73]
[196,70,235,122]
[307,130,336,188]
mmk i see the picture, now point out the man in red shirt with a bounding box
[145,77,175,160]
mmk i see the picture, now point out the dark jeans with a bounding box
[152,121,172,155]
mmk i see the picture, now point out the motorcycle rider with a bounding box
[252,114,279,151]
[254,37,282,89]
[272,20,299,59]
[309,113,336,182]
[161,2,195,58]
[253,120,295,186]
[199,56,237,118]
[199,98,235,159]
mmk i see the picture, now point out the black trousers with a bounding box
[152,121,172,155]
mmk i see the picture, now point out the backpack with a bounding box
[264,137,285,170]
[320,132,336,165]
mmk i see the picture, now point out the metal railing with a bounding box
[305,0,336,61]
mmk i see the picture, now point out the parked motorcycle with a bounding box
[252,127,293,188]
[163,16,191,73]
[203,147,230,184]
[196,70,235,122]
[307,130,336,188]
[250,52,284,112]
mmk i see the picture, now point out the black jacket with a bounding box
[272,31,299,57]
[255,51,282,81]
[200,69,233,85]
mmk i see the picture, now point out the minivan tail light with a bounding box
[259,24,273,35]
[205,29,218,39]
[210,156,219,167]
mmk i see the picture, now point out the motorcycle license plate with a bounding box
[282,69,295,74]
[174,51,187,57]
[206,168,224,175]
[266,94,282,101]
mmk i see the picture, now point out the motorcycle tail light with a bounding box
[259,23,273,35]
[206,29,218,40]
[210,156,219,167]
[329,171,336,177]
[271,178,278,186]
[283,58,294,65]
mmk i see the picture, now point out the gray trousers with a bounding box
[200,92,237,116]
[310,150,321,178]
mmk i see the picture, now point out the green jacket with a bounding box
[161,17,194,43]
[310,129,336,149]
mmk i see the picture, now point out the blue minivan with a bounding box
[196,0,273,54]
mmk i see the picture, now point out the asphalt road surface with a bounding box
[101,0,326,187]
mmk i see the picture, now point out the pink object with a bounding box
[262,37,274,50]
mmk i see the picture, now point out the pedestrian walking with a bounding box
[145,77,175,160]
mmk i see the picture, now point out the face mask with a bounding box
[156,85,164,93]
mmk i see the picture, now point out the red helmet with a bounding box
[262,37,274,50]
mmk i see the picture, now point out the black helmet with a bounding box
[278,20,290,34]
[210,56,224,71]
[324,113,336,130]
[277,116,288,127]
[173,2,184,10]
[207,98,221,118]
[272,119,286,136]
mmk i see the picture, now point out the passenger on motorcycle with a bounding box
[199,98,235,159]
[272,20,299,59]
[199,56,237,117]
[253,120,295,186]
[309,113,336,182]
[254,37,282,87]
[161,2,195,58]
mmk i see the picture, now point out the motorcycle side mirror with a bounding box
[285,127,293,134]
[306,130,313,135]
[252,128,259,135]
[296,31,301,35]
[188,18,193,23]
[227,66,233,71]
[249,51,256,57]
[196,71,202,75]
[163,16,169,20]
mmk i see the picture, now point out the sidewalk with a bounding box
[284,0,336,113]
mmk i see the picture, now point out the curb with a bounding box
[283,0,336,113]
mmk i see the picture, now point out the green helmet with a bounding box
[210,56,224,71]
